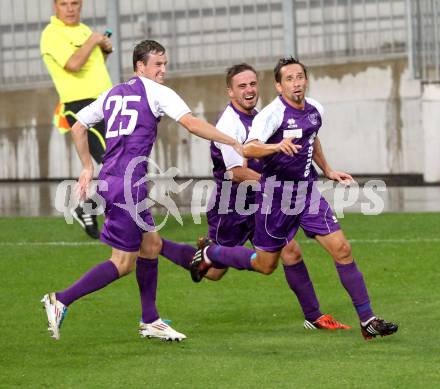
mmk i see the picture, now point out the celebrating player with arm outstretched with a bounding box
[41,40,241,342]
[190,57,398,340]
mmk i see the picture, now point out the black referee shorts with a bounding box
[64,98,106,164]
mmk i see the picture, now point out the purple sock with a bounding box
[136,257,160,324]
[336,261,375,322]
[206,245,255,270]
[283,262,322,322]
[160,239,196,270]
[56,260,119,306]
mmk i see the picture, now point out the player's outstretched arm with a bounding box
[178,113,243,156]
[313,136,353,184]
[229,166,261,183]
[71,121,94,199]
[243,140,277,158]
[244,138,301,159]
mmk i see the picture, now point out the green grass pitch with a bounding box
[1,213,439,388]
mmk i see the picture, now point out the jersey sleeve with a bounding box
[40,27,77,68]
[76,90,109,128]
[144,79,191,121]
[306,97,325,118]
[215,108,240,139]
[246,101,284,143]
[220,145,245,170]
[214,108,244,170]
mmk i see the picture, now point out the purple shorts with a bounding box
[97,174,155,252]
[207,211,254,247]
[253,181,340,252]
[207,210,255,270]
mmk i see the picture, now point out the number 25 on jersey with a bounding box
[105,95,141,138]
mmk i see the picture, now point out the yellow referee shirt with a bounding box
[40,16,112,103]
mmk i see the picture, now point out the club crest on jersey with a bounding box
[308,113,319,125]
[287,118,297,128]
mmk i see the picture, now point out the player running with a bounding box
[190,57,398,340]
[160,63,350,330]
[41,40,243,341]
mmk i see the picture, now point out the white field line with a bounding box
[0,238,439,247]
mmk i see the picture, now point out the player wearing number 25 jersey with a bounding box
[77,75,190,251]
[41,40,241,342]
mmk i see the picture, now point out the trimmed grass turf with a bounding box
[0,213,439,388]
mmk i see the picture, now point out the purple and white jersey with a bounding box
[207,103,262,245]
[247,96,324,182]
[77,76,191,178]
[209,103,263,213]
[211,103,261,180]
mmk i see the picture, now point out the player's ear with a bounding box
[227,87,234,99]
[275,82,282,94]
[136,60,144,73]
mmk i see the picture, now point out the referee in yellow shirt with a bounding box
[40,0,113,239]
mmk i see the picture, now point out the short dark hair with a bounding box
[225,63,257,88]
[132,40,165,71]
[274,57,308,83]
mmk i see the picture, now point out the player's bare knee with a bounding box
[260,265,276,275]
[260,261,278,275]
[155,237,163,254]
[111,257,135,276]
[281,244,302,265]
[125,260,137,274]
[140,236,162,258]
[205,268,228,281]
[333,241,352,263]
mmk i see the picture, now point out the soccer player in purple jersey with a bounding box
[190,57,398,340]
[160,63,350,330]
[41,40,243,341]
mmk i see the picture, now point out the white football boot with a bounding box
[139,319,187,342]
[41,293,68,340]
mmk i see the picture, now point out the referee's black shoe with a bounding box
[70,205,100,239]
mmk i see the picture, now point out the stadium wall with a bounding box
[0,58,438,182]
